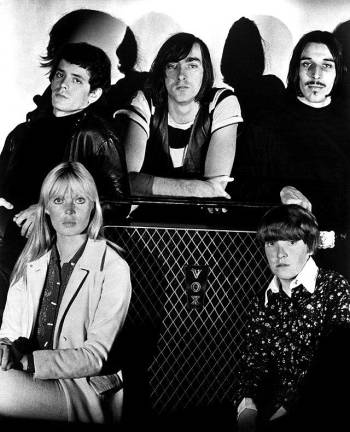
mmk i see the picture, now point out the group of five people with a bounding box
[0,21,349,430]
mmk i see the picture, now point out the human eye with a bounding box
[188,62,199,69]
[55,71,64,79]
[301,61,311,69]
[265,241,275,247]
[75,196,86,204]
[72,77,83,84]
[166,63,177,71]
[288,240,298,245]
[322,63,334,70]
[53,196,64,204]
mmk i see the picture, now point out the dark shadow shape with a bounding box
[221,17,285,127]
[334,20,350,103]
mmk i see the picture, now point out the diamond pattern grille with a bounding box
[105,225,271,414]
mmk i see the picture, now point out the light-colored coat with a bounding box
[0,238,131,423]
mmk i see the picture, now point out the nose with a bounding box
[307,63,322,79]
[177,64,187,81]
[276,244,287,259]
[64,201,75,215]
[59,76,69,89]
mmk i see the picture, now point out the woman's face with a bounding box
[45,186,94,239]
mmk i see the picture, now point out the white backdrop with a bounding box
[0,0,350,151]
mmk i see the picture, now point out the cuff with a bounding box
[237,397,258,419]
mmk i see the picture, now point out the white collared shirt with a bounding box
[238,257,319,419]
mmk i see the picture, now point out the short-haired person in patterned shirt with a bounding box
[236,204,350,432]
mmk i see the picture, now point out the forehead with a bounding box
[57,59,91,81]
[300,42,334,61]
[175,42,203,63]
[49,179,87,198]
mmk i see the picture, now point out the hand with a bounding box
[205,175,234,199]
[13,204,39,238]
[0,343,15,371]
[269,406,287,421]
[237,408,257,432]
[0,197,14,210]
[280,186,312,211]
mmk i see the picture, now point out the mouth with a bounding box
[54,92,68,99]
[62,221,76,227]
[276,263,289,268]
[306,81,325,89]
[176,85,189,90]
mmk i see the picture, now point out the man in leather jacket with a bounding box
[0,42,129,319]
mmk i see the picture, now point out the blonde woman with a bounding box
[0,162,131,423]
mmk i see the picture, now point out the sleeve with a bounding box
[33,253,132,380]
[69,123,130,205]
[210,88,243,133]
[326,273,350,326]
[235,296,271,406]
[114,90,152,137]
[0,279,26,342]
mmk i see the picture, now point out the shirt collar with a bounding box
[264,257,318,306]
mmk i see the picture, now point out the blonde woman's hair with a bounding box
[11,162,103,284]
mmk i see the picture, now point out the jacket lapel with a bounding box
[26,252,51,336]
[53,239,106,340]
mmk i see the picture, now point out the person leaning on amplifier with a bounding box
[116,32,242,199]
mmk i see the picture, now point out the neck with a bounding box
[279,278,292,297]
[168,99,199,124]
[56,234,87,262]
[297,95,332,108]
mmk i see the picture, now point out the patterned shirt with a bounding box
[237,258,350,414]
[33,241,87,350]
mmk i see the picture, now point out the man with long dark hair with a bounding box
[240,30,350,279]
[117,32,242,198]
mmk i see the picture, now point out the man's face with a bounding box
[51,59,97,117]
[264,239,310,287]
[164,43,204,106]
[298,42,336,106]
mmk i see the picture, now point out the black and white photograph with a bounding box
[0,0,350,430]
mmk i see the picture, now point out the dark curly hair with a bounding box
[49,42,111,92]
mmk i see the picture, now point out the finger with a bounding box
[209,175,234,183]
[13,211,28,226]
[1,345,9,370]
[0,198,14,210]
[21,219,33,238]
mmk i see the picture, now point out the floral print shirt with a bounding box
[237,258,350,414]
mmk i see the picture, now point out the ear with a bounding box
[88,87,103,105]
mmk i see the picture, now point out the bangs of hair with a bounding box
[258,222,305,243]
[46,171,96,204]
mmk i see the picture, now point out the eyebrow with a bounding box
[300,56,335,62]
[56,67,88,80]
[185,56,202,63]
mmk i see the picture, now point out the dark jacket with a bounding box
[0,108,129,236]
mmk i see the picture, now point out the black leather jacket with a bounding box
[0,108,129,235]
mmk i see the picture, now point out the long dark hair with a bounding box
[147,32,214,108]
[287,30,344,98]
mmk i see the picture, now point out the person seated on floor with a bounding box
[0,161,131,423]
[236,204,350,432]
[116,32,242,199]
[0,42,129,318]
